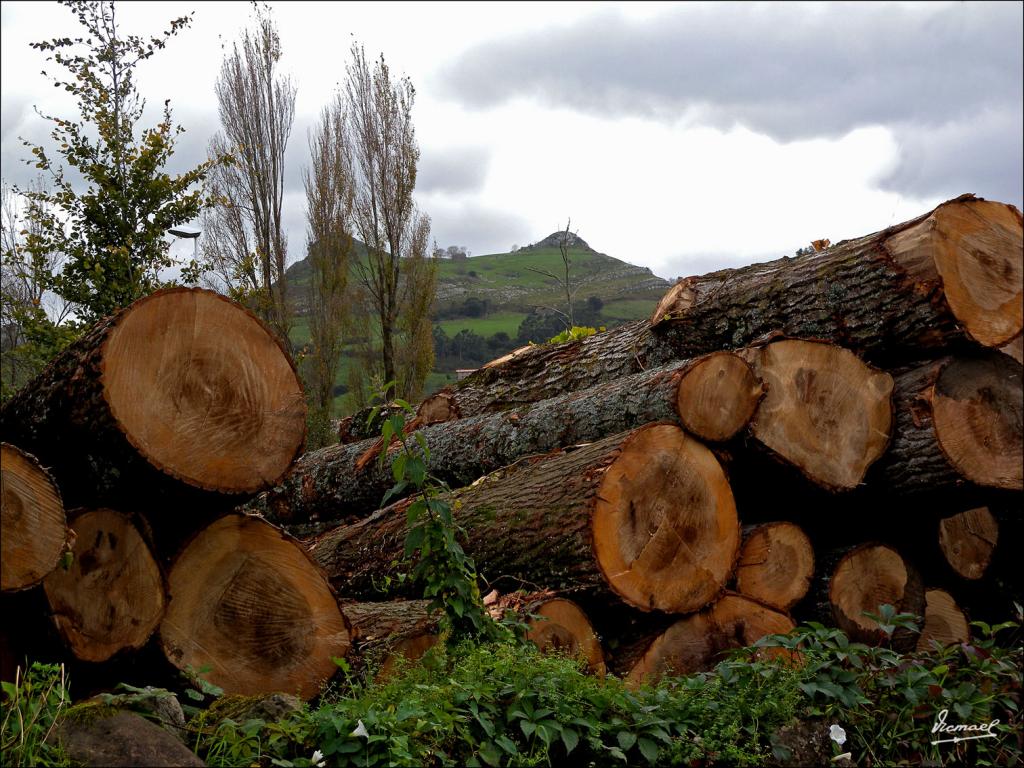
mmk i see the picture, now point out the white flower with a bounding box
[829,724,847,746]
[351,719,369,739]
[311,749,325,767]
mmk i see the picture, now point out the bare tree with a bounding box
[344,42,436,399]
[202,6,295,344]
[302,94,356,447]
[527,218,584,329]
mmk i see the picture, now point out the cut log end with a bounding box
[932,353,1023,491]
[101,288,306,494]
[1,444,67,592]
[525,598,606,676]
[735,522,814,611]
[928,199,1023,348]
[675,352,764,442]
[650,278,695,325]
[377,635,440,680]
[160,515,350,699]
[43,509,164,662]
[592,424,739,614]
[916,589,970,652]
[747,340,893,491]
[415,391,458,426]
[626,594,794,686]
[938,507,999,581]
[829,544,924,647]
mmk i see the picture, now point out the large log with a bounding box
[43,509,165,662]
[419,195,1022,422]
[159,514,351,699]
[0,288,306,508]
[342,599,441,680]
[872,351,1023,494]
[617,594,795,686]
[1,443,68,592]
[817,543,925,650]
[253,352,762,525]
[310,424,740,615]
[734,522,814,611]
[740,340,893,491]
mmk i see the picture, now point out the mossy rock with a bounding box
[51,710,204,767]
[201,692,303,727]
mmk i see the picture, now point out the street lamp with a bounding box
[167,225,201,259]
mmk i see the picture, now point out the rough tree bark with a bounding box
[1,443,67,592]
[0,288,306,508]
[309,425,739,615]
[159,514,350,699]
[250,352,761,526]
[419,195,1021,422]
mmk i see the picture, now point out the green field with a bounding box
[436,312,527,339]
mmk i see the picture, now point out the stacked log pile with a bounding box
[1,287,349,698]
[3,194,1021,695]
[268,194,1023,683]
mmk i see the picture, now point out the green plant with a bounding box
[21,0,223,322]
[751,603,1023,766]
[0,662,71,767]
[547,325,603,344]
[368,384,505,642]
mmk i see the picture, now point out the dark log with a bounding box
[2,443,68,592]
[0,287,306,509]
[872,351,1022,494]
[43,509,165,662]
[419,196,1022,422]
[251,352,761,525]
[309,424,740,615]
[916,588,970,651]
[938,506,999,581]
[490,592,606,675]
[159,514,350,699]
[617,594,795,686]
[735,522,814,611]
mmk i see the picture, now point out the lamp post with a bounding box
[167,225,201,260]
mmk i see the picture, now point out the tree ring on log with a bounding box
[626,594,794,686]
[931,354,1023,491]
[160,515,350,698]
[829,544,923,645]
[592,424,738,613]
[917,588,970,651]
[675,352,764,442]
[1,443,67,592]
[747,340,893,491]
[928,200,1022,348]
[938,507,998,580]
[525,598,606,676]
[100,288,305,493]
[735,522,815,611]
[43,508,164,662]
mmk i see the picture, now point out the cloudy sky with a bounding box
[2,1,1021,279]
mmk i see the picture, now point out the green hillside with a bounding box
[283,235,670,415]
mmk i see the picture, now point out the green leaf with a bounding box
[404,525,425,557]
[617,731,637,751]
[638,738,659,763]
[561,727,579,754]
[519,720,535,738]
[478,741,502,767]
